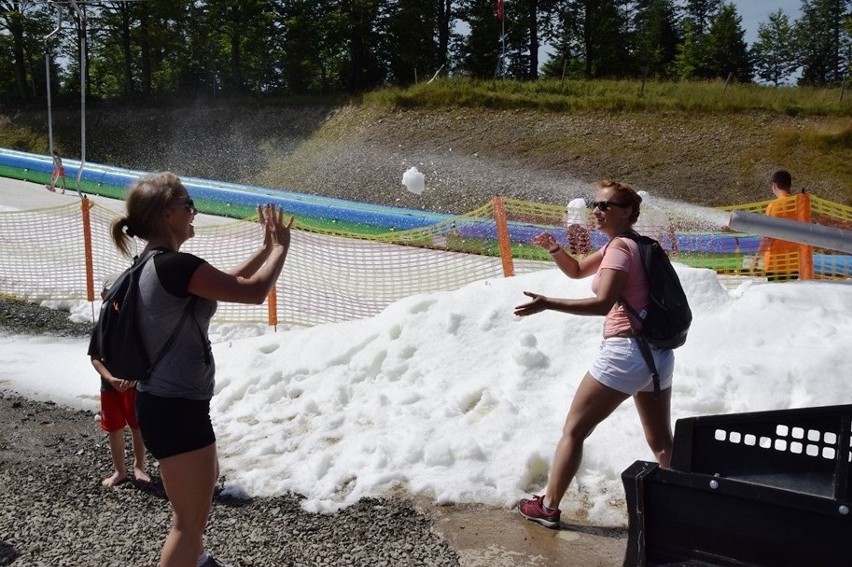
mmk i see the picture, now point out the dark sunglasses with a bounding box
[170,198,197,214]
[588,200,629,212]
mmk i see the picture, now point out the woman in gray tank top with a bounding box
[110,172,294,567]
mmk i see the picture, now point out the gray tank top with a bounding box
[135,250,217,400]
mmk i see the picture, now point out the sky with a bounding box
[731,0,803,44]
[2,193,851,527]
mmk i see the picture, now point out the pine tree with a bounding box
[705,2,751,82]
[632,0,680,80]
[672,19,701,79]
[751,9,798,86]
[682,0,721,35]
[796,0,851,87]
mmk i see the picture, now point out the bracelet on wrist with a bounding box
[548,246,561,254]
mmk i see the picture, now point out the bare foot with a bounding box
[102,472,128,487]
[133,467,151,484]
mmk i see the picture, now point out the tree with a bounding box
[383,0,453,85]
[490,0,539,79]
[704,2,751,82]
[681,0,721,36]
[436,0,456,73]
[88,1,143,98]
[275,0,343,94]
[505,0,557,80]
[202,0,275,93]
[341,0,385,92]
[580,0,631,78]
[796,0,851,87]
[0,1,53,101]
[631,0,680,80]
[457,0,502,78]
[0,2,31,100]
[672,19,701,79]
[751,9,798,86]
[127,0,193,97]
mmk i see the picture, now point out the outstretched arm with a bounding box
[514,267,628,318]
[514,239,629,318]
[188,204,294,304]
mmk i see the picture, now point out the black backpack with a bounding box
[93,249,196,382]
[619,231,692,393]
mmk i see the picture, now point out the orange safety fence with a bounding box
[1,193,850,329]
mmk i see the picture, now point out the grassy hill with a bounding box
[2,79,850,212]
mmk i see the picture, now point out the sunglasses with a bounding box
[588,200,629,212]
[170,198,197,214]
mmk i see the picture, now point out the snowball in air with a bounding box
[402,167,426,195]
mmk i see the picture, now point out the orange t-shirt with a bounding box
[764,196,799,273]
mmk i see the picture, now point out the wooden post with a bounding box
[796,192,814,280]
[82,196,95,303]
[492,195,515,277]
[267,287,278,331]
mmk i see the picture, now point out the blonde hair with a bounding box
[110,172,185,257]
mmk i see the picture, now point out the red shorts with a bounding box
[54,167,65,176]
[100,388,139,432]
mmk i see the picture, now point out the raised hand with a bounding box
[532,232,559,252]
[258,203,295,250]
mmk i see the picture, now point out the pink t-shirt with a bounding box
[591,237,649,337]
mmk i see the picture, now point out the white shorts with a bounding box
[589,338,674,395]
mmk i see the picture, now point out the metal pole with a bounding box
[493,3,505,81]
[68,0,86,198]
[728,211,852,255]
[43,6,62,156]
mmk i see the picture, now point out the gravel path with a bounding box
[0,301,458,566]
[0,392,460,567]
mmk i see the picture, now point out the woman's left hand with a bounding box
[533,232,560,252]
[514,291,549,317]
[258,204,295,250]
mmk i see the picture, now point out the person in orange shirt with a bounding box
[754,170,799,281]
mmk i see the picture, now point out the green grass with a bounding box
[365,78,852,116]
[0,121,49,153]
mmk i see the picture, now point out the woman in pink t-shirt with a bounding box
[513,179,674,529]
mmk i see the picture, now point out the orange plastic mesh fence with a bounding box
[1,194,849,328]
[0,199,543,327]
[724,194,852,280]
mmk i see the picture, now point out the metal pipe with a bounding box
[69,0,86,197]
[728,211,852,254]
[43,8,63,156]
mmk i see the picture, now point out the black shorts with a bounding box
[136,391,215,460]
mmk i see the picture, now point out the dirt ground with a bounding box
[423,499,628,567]
[7,102,852,216]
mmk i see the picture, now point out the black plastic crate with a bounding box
[622,404,852,566]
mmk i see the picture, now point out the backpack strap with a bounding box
[132,250,205,378]
[616,231,661,396]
